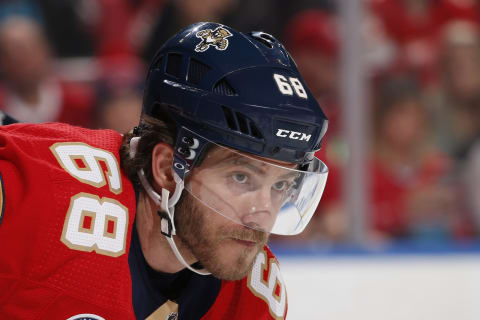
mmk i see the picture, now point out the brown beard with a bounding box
[174,191,268,280]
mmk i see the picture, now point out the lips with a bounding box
[231,238,257,247]
[224,226,267,247]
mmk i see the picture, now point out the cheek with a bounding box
[190,171,229,200]
[189,174,249,219]
[193,200,231,237]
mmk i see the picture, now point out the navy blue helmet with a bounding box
[142,22,328,178]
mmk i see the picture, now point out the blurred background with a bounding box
[1,0,480,319]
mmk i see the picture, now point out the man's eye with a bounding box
[272,181,288,191]
[232,173,248,184]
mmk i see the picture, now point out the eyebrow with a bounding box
[229,158,299,180]
[278,171,300,180]
[231,158,266,175]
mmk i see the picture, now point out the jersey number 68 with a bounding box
[51,143,128,257]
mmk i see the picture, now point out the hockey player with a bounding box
[0,22,328,319]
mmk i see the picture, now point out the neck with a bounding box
[135,192,197,273]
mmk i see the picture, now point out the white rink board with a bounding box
[279,255,480,320]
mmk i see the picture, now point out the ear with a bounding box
[151,143,176,194]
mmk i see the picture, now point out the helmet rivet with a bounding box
[182,136,195,146]
[174,162,185,170]
[178,147,191,158]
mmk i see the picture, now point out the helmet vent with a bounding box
[166,53,183,78]
[237,112,248,134]
[221,106,263,139]
[188,58,210,85]
[222,106,237,130]
[213,79,236,96]
[249,31,275,49]
[250,122,263,139]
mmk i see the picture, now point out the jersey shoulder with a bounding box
[0,122,137,319]
[0,122,127,212]
[202,246,287,320]
[0,122,122,147]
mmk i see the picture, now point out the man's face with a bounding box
[173,147,297,280]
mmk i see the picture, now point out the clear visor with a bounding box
[182,137,328,235]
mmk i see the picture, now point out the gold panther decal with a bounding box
[195,27,233,52]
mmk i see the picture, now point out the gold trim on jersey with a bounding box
[146,300,179,320]
[78,210,96,234]
[103,215,118,239]
[69,154,93,172]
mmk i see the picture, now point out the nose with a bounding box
[239,186,275,230]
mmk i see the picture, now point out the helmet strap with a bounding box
[130,137,210,276]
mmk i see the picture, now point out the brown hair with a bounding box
[120,105,177,187]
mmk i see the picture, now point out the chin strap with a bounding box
[130,137,210,275]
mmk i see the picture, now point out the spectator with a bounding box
[370,0,444,86]
[426,20,480,161]
[303,74,470,244]
[95,55,144,133]
[371,0,480,87]
[0,16,95,126]
[371,74,468,242]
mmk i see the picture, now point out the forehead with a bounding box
[201,145,297,169]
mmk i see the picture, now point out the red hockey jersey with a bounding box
[0,123,287,319]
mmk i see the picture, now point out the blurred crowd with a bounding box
[293,0,480,246]
[1,0,480,246]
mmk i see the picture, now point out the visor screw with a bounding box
[178,147,191,158]
[182,136,195,147]
[271,146,280,154]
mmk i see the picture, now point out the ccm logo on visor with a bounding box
[276,129,311,142]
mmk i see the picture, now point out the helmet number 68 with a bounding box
[273,74,308,99]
